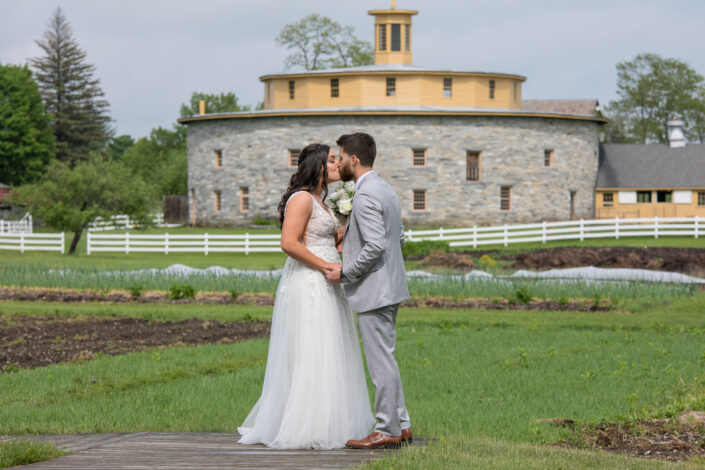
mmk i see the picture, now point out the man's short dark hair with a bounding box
[336,133,376,167]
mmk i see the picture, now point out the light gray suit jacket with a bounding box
[341,172,410,313]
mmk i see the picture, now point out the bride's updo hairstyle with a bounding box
[278,143,330,227]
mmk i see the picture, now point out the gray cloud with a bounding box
[2,0,704,139]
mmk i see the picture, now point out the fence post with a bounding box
[504,224,508,247]
[20,232,24,253]
[542,221,546,244]
[695,216,699,239]
[473,225,477,249]
[204,233,209,256]
[654,216,659,239]
[164,232,169,255]
[615,216,620,240]
[1,219,3,233]
[407,229,413,242]
[60,232,65,254]
[125,232,130,254]
[245,233,250,255]
[87,231,91,255]
[29,214,33,233]
[439,227,444,241]
[580,218,584,242]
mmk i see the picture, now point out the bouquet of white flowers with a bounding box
[326,181,355,225]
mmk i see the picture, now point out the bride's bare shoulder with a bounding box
[284,191,313,219]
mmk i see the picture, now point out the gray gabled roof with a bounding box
[0,183,10,189]
[597,143,705,189]
[523,99,599,116]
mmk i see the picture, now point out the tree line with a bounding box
[1,10,703,253]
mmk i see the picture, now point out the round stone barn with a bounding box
[179,3,605,227]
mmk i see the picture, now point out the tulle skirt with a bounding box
[237,245,375,449]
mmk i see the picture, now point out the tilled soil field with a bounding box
[0,287,610,312]
[414,246,705,277]
[555,414,705,462]
[510,247,705,276]
[0,315,270,372]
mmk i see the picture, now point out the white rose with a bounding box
[338,198,353,215]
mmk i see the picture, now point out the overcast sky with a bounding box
[2,0,704,139]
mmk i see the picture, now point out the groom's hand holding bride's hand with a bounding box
[324,263,343,283]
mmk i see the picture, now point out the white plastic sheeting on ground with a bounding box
[54,264,705,284]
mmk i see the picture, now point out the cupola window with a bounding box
[378,24,387,51]
[489,80,495,99]
[391,24,401,51]
[331,78,339,98]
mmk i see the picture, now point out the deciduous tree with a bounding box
[606,53,704,143]
[0,64,55,185]
[9,155,155,254]
[276,14,373,71]
[30,7,112,165]
[121,126,187,198]
[179,92,251,118]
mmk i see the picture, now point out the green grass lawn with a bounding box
[2,293,705,468]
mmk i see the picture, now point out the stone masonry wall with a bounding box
[186,115,600,227]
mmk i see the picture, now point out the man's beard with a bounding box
[339,161,355,182]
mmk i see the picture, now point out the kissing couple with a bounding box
[237,132,412,449]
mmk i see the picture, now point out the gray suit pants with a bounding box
[357,303,411,436]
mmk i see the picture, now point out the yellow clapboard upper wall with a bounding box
[259,2,526,111]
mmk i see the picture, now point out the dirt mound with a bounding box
[557,416,705,462]
[0,315,270,372]
[509,247,705,276]
[420,250,475,270]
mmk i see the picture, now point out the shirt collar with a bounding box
[355,170,374,191]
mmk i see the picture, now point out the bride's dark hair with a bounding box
[278,143,330,227]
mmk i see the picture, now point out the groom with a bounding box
[325,132,412,449]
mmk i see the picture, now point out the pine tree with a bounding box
[30,7,112,165]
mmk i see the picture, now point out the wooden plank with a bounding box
[4,432,429,469]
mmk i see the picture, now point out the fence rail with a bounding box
[0,232,64,253]
[0,213,33,234]
[84,216,703,255]
[88,213,180,232]
[87,232,281,255]
[406,216,702,247]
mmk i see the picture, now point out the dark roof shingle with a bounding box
[597,143,705,189]
[522,99,599,116]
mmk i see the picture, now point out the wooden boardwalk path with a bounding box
[2,432,430,469]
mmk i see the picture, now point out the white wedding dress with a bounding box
[238,191,375,449]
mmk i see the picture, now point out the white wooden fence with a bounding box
[406,216,702,247]
[0,232,64,253]
[88,213,180,232]
[0,213,33,234]
[84,216,702,255]
[87,232,281,255]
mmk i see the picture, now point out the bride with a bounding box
[238,143,375,449]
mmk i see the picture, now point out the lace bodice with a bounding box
[285,191,337,249]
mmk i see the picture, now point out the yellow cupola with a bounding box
[368,1,418,65]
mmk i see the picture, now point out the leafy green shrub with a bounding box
[230,289,240,300]
[515,286,533,304]
[252,216,278,226]
[168,283,195,300]
[128,284,143,298]
[402,240,449,258]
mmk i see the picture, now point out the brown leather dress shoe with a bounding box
[401,427,413,444]
[346,431,402,449]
